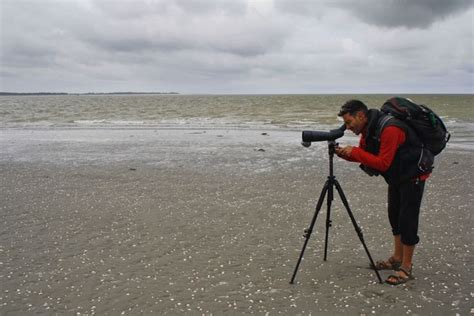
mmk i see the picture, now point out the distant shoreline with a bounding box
[1,92,472,97]
[0,92,179,96]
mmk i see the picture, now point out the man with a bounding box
[335,99,429,285]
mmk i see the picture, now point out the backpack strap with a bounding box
[375,114,393,141]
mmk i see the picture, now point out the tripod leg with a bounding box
[290,181,329,284]
[323,180,334,261]
[334,180,383,284]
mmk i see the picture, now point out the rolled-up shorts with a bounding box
[388,179,425,245]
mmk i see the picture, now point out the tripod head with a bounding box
[327,140,338,156]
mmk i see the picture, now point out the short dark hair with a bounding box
[338,100,368,117]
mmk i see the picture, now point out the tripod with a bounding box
[290,141,382,284]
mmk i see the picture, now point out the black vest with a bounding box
[361,109,422,185]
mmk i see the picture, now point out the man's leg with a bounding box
[386,243,415,283]
[402,244,415,269]
[388,186,403,263]
[399,179,425,266]
[386,179,425,284]
[373,187,403,270]
[393,234,403,261]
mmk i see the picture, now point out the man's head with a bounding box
[338,100,368,135]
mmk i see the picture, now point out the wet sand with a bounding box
[0,128,472,315]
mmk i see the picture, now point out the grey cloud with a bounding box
[275,0,474,28]
[1,0,288,79]
[340,0,474,28]
[173,0,247,15]
[83,22,280,57]
[93,0,247,19]
[274,1,326,19]
[80,5,288,57]
[1,0,472,93]
[1,1,94,64]
[1,0,289,93]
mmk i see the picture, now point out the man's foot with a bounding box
[385,266,413,285]
[371,256,401,271]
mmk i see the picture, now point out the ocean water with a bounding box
[1,94,473,149]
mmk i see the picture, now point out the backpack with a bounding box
[380,97,451,155]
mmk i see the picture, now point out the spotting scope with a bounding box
[301,124,346,147]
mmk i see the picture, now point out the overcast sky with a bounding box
[1,0,473,94]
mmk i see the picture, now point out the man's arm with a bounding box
[334,133,365,162]
[337,126,406,172]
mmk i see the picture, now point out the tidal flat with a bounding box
[0,127,472,314]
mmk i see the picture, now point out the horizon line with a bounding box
[1,91,473,96]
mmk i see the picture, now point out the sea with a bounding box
[1,94,473,150]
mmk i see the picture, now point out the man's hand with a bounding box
[335,145,353,159]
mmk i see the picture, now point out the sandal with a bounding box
[371,256,401,271]
[385,266,414,285]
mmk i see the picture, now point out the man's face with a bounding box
[342,111,367,135]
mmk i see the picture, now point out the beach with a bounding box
[0,127,472,315]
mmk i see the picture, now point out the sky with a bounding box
[1,0,473,94]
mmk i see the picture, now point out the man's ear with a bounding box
[355,111,368,125]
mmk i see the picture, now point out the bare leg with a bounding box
[401,244,415,269]
[386,243,415,284]
[373,235,403,270]
[393,235,403,261]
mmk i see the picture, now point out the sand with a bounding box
[0,127,472,315]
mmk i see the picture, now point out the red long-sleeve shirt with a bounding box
[346,126,429,180]
[351,126,404,172]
